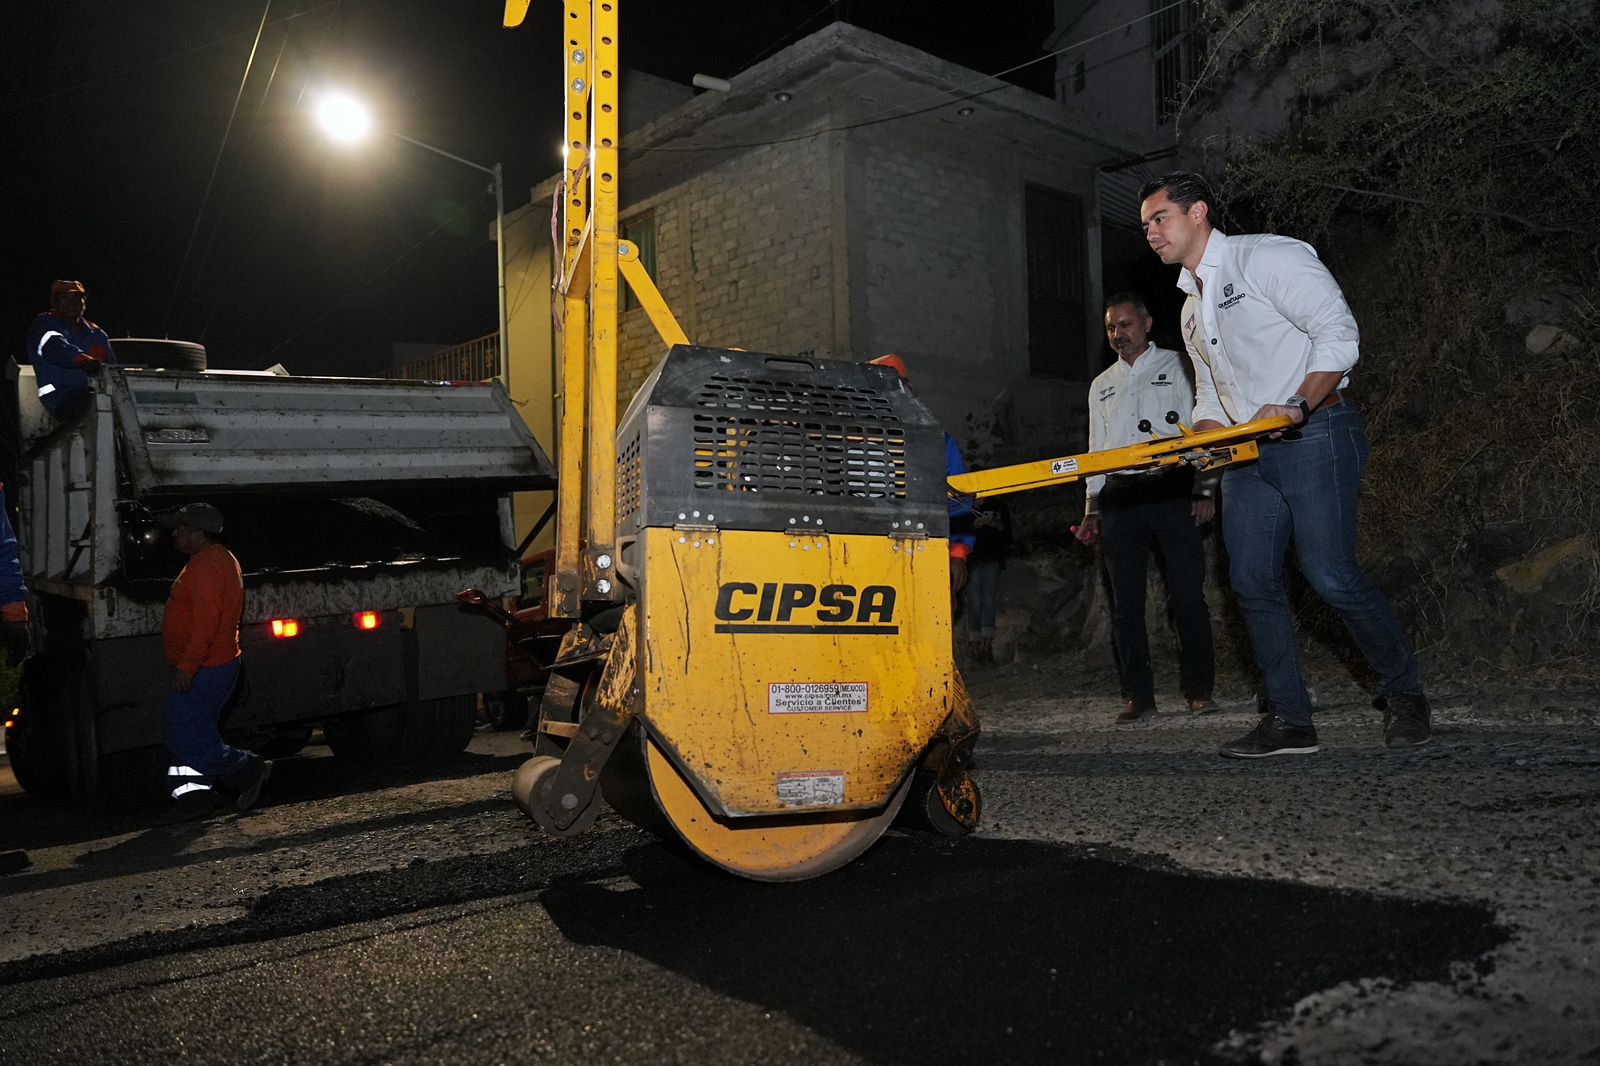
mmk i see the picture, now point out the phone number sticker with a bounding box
[769,682,869,714]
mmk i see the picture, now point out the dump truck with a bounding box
[3,349,556,804]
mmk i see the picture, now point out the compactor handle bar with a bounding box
[947,416,1294,500]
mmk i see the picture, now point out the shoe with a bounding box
[1115,700,1155,723]
[1220,714,1319,758]
[163,787,222,823]
[1189,697,1220,716]
[1378,694,1432,748]
[234,758,273,811]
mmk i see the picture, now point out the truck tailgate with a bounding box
[109,370,556,497]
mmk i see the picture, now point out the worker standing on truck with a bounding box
[159,502,271,815]
[22,280,115,422]
[0,482,29,666]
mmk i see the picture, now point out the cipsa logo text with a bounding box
[714,582,898,634]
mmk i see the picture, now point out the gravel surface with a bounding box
[0,652,1596,1064]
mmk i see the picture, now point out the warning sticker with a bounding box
[1051,457,1079,475]
[768,682,869,715]
[777,771,846,807]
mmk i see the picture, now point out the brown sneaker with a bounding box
[1189,697,1220,716]
[1115,700,1155,723]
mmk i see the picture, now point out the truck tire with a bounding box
[6,660,70,798]
[323,695,477,765]
[483,691,530,732]
[254,725,315,760]
[10,653,161,807]
[109,339,207,371]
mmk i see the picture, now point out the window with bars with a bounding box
[1152,0,1197,125]
[1025,184,1086,379]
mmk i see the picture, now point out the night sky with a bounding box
[7,1,1054,377]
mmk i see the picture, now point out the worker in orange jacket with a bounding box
[159,502,270,815]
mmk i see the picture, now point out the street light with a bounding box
[313,92,508,385]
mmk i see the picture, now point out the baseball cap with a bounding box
[158,502,225,534]
[50,280,86,297]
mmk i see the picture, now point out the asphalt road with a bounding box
[1,661,1596,1064]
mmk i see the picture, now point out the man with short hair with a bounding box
[1078,293,1218,722]
[159,502,270,814]
[23,280,116,421]
[1138,170,1430,757]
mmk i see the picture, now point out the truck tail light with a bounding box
[270,618,301,639]
[354,611,381,631]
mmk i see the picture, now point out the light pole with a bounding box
[314,93,509,385]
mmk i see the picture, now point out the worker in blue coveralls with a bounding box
[22,280,115,422]
[868,354,976,593]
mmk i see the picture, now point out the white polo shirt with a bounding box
[1178,229,1358,426]
[1084,343,1214,514]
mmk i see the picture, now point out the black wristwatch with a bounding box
[1286,394,1311,422]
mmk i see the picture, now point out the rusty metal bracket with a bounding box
[536,604,638,832]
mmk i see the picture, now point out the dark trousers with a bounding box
[1220,402,1421,727]
[1099,473,1215,706]
[162,657,254,796]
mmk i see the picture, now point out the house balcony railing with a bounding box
[387,333,499,382]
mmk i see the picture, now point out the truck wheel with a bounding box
[483,691,529,732]
[6,661,69,798]
[324,695,477,765]
[12,654,160,807]
[255,725,315,760]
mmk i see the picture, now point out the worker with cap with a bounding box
[22,280,116,421]
[158,501,270,815]
[868,353,976,593]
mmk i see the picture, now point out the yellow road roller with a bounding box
[479,0,1288,881]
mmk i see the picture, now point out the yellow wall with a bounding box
[507,205,556,555]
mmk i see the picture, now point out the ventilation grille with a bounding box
[691,376,906,498]
[616,433,641,523]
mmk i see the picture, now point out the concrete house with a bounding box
[1043,0,1210,300]
[502,21,1144,529]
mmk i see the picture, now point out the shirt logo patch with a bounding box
[1184,314,1196,332]
[1224,283,1234,297]
[1097,385,1116,402]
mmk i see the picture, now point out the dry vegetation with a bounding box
[1183,0,1600,680]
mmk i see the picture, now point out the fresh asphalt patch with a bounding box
[0,829,1506,1064]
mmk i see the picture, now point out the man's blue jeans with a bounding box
[162,657,252,791]
[1220,402,1422,727]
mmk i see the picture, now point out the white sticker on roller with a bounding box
[1051,457,1079,475]
[777,771,846,807]
[768,682,869,714]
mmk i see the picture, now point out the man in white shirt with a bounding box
[1076,293,1219,722]
[1138,171,1430,757]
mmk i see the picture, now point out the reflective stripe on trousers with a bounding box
[167,764,214,799]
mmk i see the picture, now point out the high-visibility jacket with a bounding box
[945,432,977,561]
[22,311,116,415]
[164,543,243,676]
